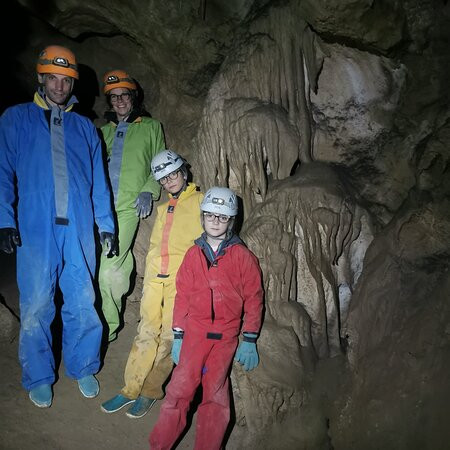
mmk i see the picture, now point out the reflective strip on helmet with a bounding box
[38,57,78,71]
[105,75,134,85]
[153,161,173,173]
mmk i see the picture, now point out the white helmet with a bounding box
[201,187,238,217]
[151,150,184,181]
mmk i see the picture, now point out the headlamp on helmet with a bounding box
[201,187,238,217]
[103,69,137,94]
[151,150,185,181]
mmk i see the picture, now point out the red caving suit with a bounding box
[149,233,263,450]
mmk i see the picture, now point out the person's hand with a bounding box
[99,231,118,257]
[235,333,259,371]
[133,192,153,219]
[0,228,21,254]
[172,330,184,365]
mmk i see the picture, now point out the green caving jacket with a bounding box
[101,116,165,212]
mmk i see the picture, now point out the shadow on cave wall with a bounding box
[72,63,100,121]
[0,2,34,113]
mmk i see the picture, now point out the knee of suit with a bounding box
[21,298,54,333]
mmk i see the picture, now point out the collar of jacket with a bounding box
[33,88,77,111]
[168,182,198,201]
[104,109,142,125]
[195,232,242,264]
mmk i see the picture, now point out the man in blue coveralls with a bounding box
[0,45,116,408]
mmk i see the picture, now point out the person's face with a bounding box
[161,169,185,195]
[203,213,230,240]
[38,73,73,106]
[109,87,133,120]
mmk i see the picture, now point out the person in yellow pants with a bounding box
[100,149,203,418]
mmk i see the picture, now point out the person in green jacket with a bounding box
[99,69,165,342]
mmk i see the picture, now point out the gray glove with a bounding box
[133,192,153,219]
[99,231,118,257]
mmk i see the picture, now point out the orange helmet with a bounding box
[103,70,136,94]
[36,45,79,79]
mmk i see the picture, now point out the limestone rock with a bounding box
[298,0,405,52]
[310,43,406,166]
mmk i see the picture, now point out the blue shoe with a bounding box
[77,375,99,398]
[101,394,135,413]
[126,395,157,418]
[29,384,52,408]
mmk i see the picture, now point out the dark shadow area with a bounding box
[0,252,19,316]
[134,79,153,118]
[234,195,244,235]
[72,63,100,121]
[0,2,33,114]
[290,158,301,176]
[185,164,195,184]
[0,252,16,285]
[50,287,64,382]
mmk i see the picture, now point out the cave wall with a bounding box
[191,3,449,447]
[4,0,450,448]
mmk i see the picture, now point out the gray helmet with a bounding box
[151,150,184,181]
[201,187,238,217]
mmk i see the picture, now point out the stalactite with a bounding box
[194,9,325,207]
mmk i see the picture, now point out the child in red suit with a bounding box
[149,186,263,450]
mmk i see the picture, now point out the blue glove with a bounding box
[172,330,184,365]
[99,231,118,256]
[235,333,259,371]
[0,228,21,254]
[133,192,153,219]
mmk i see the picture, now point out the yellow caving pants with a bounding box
[121,277,176,399]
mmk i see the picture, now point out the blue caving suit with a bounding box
[0,90,115,391]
